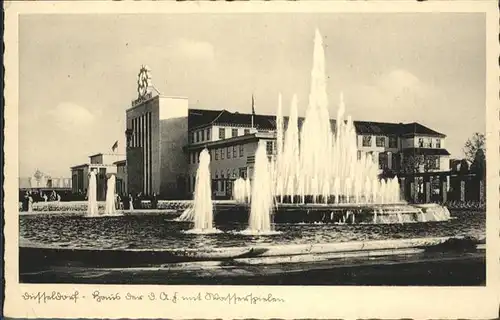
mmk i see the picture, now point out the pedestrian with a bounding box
[129,193,134,211]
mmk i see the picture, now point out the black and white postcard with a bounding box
[3,1,499,319]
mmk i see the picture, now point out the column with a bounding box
[479,179,485,203]
[399,177,406,201]
[423,176,431,203]
[410,181,417,203]
[387,152,392,170]
[460,180,466,202]
[441,177,448,203]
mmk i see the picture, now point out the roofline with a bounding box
[401,132,447,138]
[127,94,189,113]
[113,160,126,165]
[89,153,102,158]
[188,109,447,137]
[70,163,89,169]
[89,153,126,158]
[183,132,276,151]
[401,147,451,156]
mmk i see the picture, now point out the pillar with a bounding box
[460,180,466,202]
[423,176,431,203]
[399,177,406,201]
[410,181,417,203]
[479,180,485,203]
[441,177,448,203]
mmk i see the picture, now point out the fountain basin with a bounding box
[19,236,482,271]
[214,202,451,224]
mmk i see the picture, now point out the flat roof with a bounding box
[70,163,89,169]
[183,132,275,152]
[126,94,189,113]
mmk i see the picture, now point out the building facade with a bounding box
[118,68,451,200]
[125,94,189,199]
[70,153,125,200]
[183,109,450,199]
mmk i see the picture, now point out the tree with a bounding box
[401,154,437,174]
[463,132,485,163]
[458,159,469,175]
[470,148,486,179]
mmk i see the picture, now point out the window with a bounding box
[215,149,219,160]
[206,128,211,141]
[388,136,398,148]
[219,128,226,140]
[196,131,200,143]
[428,156,440,170]
[232,129,238,137]
[418,138,424,148]
[239,145,244,157]
[221,148,225,160]
[362,136,372,147]
[233,145,237,158]
[266,141,274,155]
[378,152,388,170]
[201,130,205,141]
[376,136,386,148]
[436,139,441,148]
[244,129,250,135]
[227,147,231,159]
[426,138,432,148]
[189,132,194,144]
[391,153,400,171]
[239,168,247,179]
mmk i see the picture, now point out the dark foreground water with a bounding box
[19,210,486,285]
[20,210,485,250]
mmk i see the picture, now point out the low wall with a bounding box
[19,236,484,272]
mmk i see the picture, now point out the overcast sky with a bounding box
[19,13,485,178]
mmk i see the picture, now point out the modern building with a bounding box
[70,153,125,200]
[184,109,450,199]
[122,67,451,200]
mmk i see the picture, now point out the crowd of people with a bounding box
[19,189,160,212]
[20,190,61,212]
[115,192,159,210]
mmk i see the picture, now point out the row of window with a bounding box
[189,127,252,144]
[417,137,441,148]
[188,144,246,164]
[361,136,442,149]
[189,128,211,144]
[361,135,398,148]
[187,168,248,193]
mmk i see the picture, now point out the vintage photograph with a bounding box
[17,10,488,287]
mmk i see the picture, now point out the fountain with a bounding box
[87,169,99,217]
[179,148,221,234]
[233,177,250,204]
[244,28,451,224]
[240,141,278,235]
[104,174,117,215]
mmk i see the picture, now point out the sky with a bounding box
[19,13,486,178]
